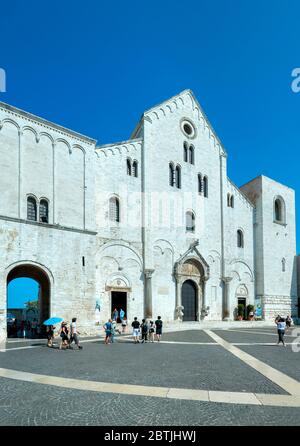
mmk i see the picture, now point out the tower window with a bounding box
[237,229,244,248]
[175,165,181,189]
[27,196,37,221]
[109,197,120,222]
[186,211,195,233]
[39,199,49,223]
[169,163,175,186]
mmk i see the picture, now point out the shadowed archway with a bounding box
[7,264,51,337]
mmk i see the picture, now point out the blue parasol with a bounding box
[43,317,63,326]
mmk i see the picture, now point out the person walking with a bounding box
[59,322,69,350]
[70,317,83,350]
[155,316,163,342]
[276,317,286,346]
[141,319,148,343]
[286,315,292,332]
[47,325,55,347]
[120,308,125,323]
[103,319,113,344]
[149,321,155,342]
[131,317,140,344]
[112,308,119,322]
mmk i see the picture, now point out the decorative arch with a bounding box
[6,260,54,330]
[229,259,254,282]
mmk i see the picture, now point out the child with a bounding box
[122,317,128,333]
[47,325,55,347]
[149,321,155,343]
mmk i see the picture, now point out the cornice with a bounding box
[142,89,227,158]
[95,139,142,157]
[227,177,255,209]
[0,101,97,146]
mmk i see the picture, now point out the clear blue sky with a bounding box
[1,1,300,307]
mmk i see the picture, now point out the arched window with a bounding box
[198,174,203,194]
[132,160,138,178]
[274,197,285,223]
[183,142,188,162]
[230,195,234,208]
[203,176,208,198]
[109,197,120,222]
[169,163,175,186]
[27,196,37,221]
[39,199,49,223]
[237,230,244,248]
[186,211,195,233]
[189,145,194,164]
[127,158,132,176]
[282,258,286,272]
[175,165,181,189]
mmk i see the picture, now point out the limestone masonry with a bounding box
[0,90,298,341]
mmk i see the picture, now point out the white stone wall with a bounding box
[224,179,255,319]
[241,175,297,320]
[94,140,144,324]
[0,103,96,231]
[0,103,97,341]
[142,91,224,321]
[0,219,96,342]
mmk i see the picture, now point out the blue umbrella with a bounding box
[43,317,63,326]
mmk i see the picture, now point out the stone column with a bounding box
[144,269,154,319]
[175,274,184,321]
[222,276,232,320]
[200,276,209,319]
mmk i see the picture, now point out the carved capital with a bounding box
[222,276,233,283]
[144,269,154,279]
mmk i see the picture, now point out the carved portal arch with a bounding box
[173,241,210,321]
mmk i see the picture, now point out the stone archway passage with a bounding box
[7,264,51,332]
[182,280,197,321]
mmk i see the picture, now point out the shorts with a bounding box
[133,329,140,337]
[156,329,162,335]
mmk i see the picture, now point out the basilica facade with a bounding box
[0,90,298,341]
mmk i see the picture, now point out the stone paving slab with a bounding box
[237,345,300,383]
[159,330,215,343]
[0,377,299,426]
[0,340,286,394]
[213,329,280,344]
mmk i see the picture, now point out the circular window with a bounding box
[181,119,196,138]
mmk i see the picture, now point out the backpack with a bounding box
[156,320,162,329]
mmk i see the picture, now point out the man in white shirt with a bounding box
[70,317,83,350]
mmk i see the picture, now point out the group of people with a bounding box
[47,317,83,350]
[103,315,163,344]
[7,318,44,339]
[275,314,292,346]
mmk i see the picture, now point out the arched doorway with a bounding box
[182,280,197,321]
[6,264,51,338]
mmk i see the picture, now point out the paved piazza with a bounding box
[1,326,300,426]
